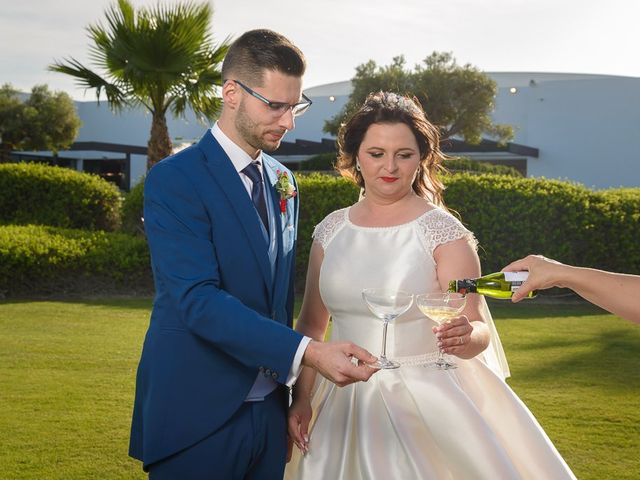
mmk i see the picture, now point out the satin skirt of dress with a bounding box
[285,355,576,480]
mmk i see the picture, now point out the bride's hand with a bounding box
[432,315,473,356]
[287,396,312,456]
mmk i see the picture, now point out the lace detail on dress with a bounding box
[416,209,477,257]
[312,208,348,250]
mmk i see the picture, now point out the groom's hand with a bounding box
[302,340,378,386]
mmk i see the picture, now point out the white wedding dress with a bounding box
[285,206,575,480]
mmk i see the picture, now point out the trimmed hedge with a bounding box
[16,170,634,297]
[0,224,151,296]
[442,174,640,274]
[591,188,640,273]
[298,152,336,171]
[295,173,360,286]
[121,178,145,235]
[444,157,522,177]
[294,173,640,290]
[0,163,122,231]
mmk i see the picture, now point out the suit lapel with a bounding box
[197,132,273,298]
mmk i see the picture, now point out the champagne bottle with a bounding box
[448,272,536,299]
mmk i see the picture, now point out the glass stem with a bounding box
[380,320,389,359]
[436,340,448,368]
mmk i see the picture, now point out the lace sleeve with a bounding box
[417,209,478,257]
[312,208,348,250]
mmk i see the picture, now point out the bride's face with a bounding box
[357,122,421,201]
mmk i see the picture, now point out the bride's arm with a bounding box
[295,241,331,388]
[433,237,490,359]
[289,241,331,453]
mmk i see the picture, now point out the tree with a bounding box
[0,84,81,161]
[325,53,513,145]
[49,0,229,169]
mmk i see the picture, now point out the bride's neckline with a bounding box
[345,205,440,230]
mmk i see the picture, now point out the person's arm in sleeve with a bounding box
[504,255,640,324]
[144,161,302,381]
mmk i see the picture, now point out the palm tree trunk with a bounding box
[147,112,172,170]
[0,142,17,162]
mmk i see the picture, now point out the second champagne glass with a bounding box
[362,288,413,369]
[415,292,467,370]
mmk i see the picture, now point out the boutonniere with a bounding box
[274,169,297,214]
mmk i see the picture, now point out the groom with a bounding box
[128,29,377,479]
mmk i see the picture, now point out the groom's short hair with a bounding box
[222,29,306,87]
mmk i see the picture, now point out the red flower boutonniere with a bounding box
[274,169,297,214]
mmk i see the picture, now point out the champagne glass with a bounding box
[415,292,467,370]
[362,288,413,369]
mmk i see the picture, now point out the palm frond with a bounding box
[49,0,230,166]
[48,58,127,109]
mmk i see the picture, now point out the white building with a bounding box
[20,72,638,190]
[293,73,640,189]
[74,102,207,189]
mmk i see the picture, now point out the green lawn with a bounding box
[0,299,151,480]
[0,298,638,479]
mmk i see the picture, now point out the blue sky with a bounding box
[2,0,639,99]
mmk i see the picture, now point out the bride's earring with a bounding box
[355,160,362,172]
[412,164,422,182]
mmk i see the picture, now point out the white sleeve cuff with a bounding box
[286,336,312,387]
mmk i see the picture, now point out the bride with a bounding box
[285,92,575,479]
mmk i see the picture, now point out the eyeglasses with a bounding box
[231,79,312,117]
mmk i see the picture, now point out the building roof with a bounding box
[10,141,147,162]
[304,72,639,97]
[10,150,126,161]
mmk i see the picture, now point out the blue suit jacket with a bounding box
[129,131,302,467]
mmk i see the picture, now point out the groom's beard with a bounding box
[235,101,287,153]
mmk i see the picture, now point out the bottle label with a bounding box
[503,271,529,282]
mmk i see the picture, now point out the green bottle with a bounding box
[448,272,537,299]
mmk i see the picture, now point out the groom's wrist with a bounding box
[286,336,312,387]
[301,339,320,369]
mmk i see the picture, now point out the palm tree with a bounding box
[50,0,229,169]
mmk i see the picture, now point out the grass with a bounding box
[490,301,640,479]
[0,299,151,480]
[0,298,639,479]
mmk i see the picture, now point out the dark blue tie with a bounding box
[242,162,269,233]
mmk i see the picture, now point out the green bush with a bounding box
[11,170,634,298]
[121,178,145,235]
[0,224,151,297]
[590,188,640,273]
[443,174,595,273]
[0,163,122,231]
[296,174,359,289]
[293,173,640,290]
[299,152,337,171]
[444,157,522,177]
[75,172,358,293]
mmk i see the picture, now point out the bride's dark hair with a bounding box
[336,91,447,206]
